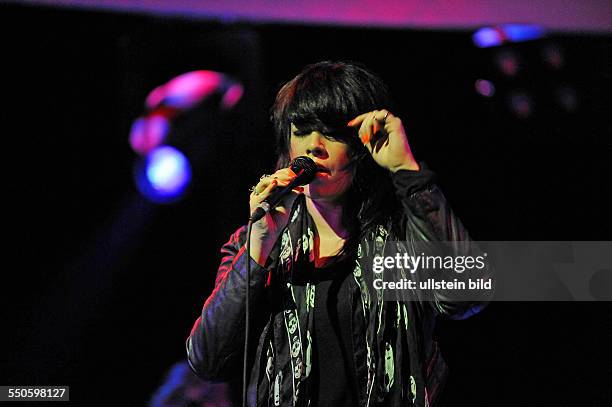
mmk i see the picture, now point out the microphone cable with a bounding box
[242,156,318,407]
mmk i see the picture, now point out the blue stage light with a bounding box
[135,146,192,204]
[473,24,545,48]
[473,27,503,48]
[504,24,545,43]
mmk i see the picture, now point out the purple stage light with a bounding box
[135,146,192,204]
[146,71,222,110]
[474,24,546,48]
[129,114,170,155]
[145,70,240,111]
[220,83,244,110]
[473,27,504,48]
[475,79,496,97]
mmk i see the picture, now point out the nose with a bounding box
[305,132,328,159]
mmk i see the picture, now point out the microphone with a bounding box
[249,156,318,223]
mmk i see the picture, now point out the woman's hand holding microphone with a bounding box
[248,168,302,266]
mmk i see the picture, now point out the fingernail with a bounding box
[362,133,370,144]
[347,119,354,126]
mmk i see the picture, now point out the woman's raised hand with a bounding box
[348,110,420,172]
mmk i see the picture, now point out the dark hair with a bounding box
[270,61,400,256]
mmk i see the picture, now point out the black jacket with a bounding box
[187,167,491,406]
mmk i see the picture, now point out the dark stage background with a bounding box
[2,4,611,406]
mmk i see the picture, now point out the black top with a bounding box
[310,258,358,407]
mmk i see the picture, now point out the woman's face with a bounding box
[289,123,354,202]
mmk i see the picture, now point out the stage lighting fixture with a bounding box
[473,27,503,48]
[475,79,496,97]
[129,114,170,155]
[130,70,243,204]
[220,83,244,110]
[473,24,545,48]
[145,70,243,111]
[135,146,192,204]
[503,24,546,43]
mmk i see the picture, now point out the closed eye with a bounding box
[292,130,310,137]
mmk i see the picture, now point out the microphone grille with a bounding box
[289,156,318,184]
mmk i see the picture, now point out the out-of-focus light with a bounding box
[129,114,170,155]
[504,24,545,43]
[473,27,503,48]
[473,24,546,48]
[508,91,533,119]
[135,146,192,204]
[220,83,244,110]
[542,44,564,70]
[475,79,496,97]
[146,71,223,110]
[496,51,520,76]
[145,70,244,111]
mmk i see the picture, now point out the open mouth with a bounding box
[315,164,331,174]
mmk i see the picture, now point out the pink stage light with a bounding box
[220,83,244,110]
[475,79,496,97]
[129,113,170,155]
[145,70,243,111]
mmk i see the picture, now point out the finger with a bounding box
[372,109,391,123]
[347,112,373,127]
[251,178,278,205]
[271,167,297,182]
[372,112,380,135]
[261,178,278,196]
[372,110,394,136]
[253,177,273,195]
[360,112,379,146]
[253,168,291,194]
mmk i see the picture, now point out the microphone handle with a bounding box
[249,175,305,223]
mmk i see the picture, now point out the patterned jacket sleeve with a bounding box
[186,225,271,380]
[391,164,492,320]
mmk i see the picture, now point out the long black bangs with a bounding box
[286,85,368,159]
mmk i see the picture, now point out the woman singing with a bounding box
[187,61,490,406]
